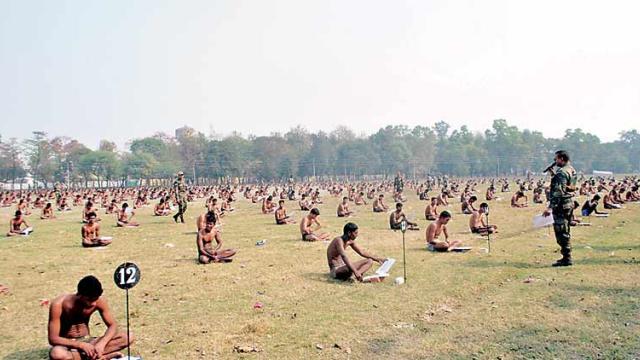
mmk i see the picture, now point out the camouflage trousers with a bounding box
[552,206,573,260]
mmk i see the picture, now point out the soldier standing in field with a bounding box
[173,171,188,223]
[542,150,577,267]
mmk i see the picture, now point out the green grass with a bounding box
[0,187,639,359]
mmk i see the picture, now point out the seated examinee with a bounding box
[425,197,438,221]
[354,191,367,205]
[300,208,330,241]
[486,186,496,201]
[389,203,419,230]
[426,211,463,252]
[461,195,478,214]
[469,203,497,234]
[82,212,111,247]
[581,194,608,216]
[326,222,386,282]
[82,201,99,223]
[372,194,388,213]
[116,203,139,227]
[511,191,528,208]
[196,209,218,231]
[48,276,132,360]
[7,210,29,236]
[603,192,622,209]
[154,198,171,216]
[197,213,236,264]
[337,197,354,217]
[275,200,296,225]
[262,196,276,213]
[298,194,311,211]
[41,202,56,219]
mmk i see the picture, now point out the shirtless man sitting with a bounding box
[389,203,419,230]
[354,192,367,205]
[154,198,171,216]
[116,203,139,227]
[469,203,497,235]
[7,210,30,236]
[337,197,354,217]
[486,185,496,201]
[262,196,276,214]
[298,194,311,211]
[425,197,438,221]
[48,275,132,360]
[510,191,528,208]
[326,222,386,282]
[275,200,296,225]
[41,202,56,220]
[300,208,330,241]
[197,214,236,264]
[82,212,112,248]
[372,194,388,213]
[426,211,463,252]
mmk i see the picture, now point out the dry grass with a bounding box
[0,186,639,359]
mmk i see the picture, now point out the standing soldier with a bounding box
[394,172,404,193]
[173,171,188,223]
[542,150,577,266]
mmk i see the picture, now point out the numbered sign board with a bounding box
[400,220,407,233]
[114,262,141,290]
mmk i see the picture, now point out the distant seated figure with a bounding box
[262,196,276,214]
[7,210,30,237]
[326,222,386,282]
[41,202,56,220]
[486,186,496,201]
[533,188,544,204]
[461,195,477,215]
[603,192,622,209]
[337,197,354,217]
[298,194,311,211]
[510,191,528,208]
[625,186,640,202]
[197,213,236,264]
[469,203,497,235]
[116,203,139,227]
[426,211,463,252]
[275,200,296,225]
[372,194,388,213]
[354,192,367,205]
[300,208,330,241]
[82,201,99,223]
[154,198,171,216]
[389,203,419,230]
[581,194,608,216]
[48,276,132,360]
[82,212,111,247]
[425,197,438,221]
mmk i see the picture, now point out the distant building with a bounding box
[175,126,196,139]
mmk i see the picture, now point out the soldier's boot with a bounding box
[179,214,185,223]
[173,213,179,223]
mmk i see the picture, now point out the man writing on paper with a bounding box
[542,150,577,267]
[327,223,386,282]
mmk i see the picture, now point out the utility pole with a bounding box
[312,159,316,179]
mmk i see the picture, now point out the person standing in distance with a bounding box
[173,171,188,223]
[542,150,577,267]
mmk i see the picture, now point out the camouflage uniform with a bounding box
[549,164,577,264]
[173,176,188,223]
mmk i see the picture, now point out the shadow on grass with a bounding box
[3,347,49,360]
[301,272,356,286]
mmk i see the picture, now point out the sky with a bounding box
[1,0,639,149]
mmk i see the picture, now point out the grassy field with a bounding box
[1,185,639,359]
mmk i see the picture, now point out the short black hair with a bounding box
[343,222,358,237]
[310,208,320,216]
[469,196,477,202]
[439,210,452,219]
[77,275,103,299]
[87,211,97,218]
[480,202,489,208]
[555,150,570,162]
[396,202,403,208]
[14,210,21,217]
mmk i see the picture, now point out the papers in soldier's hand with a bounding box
[533,215,554,228]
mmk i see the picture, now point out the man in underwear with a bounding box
[337,197,354,217]
[116,203,139,227]
[7,210,30,236]
[262,196,276,214]
[48,275,132,360]
[197,213,236,264]
[82,212,112,248]
[372,194,388,213]
[300,208,330,241]
[425,197,438,221]
[469,203,498,235]
[354,191,367,205]
[426,211,463,252]
[298,194,311,211]
[275,200,296,225]
[389,202,419,230]
[581,194,608,217]
[486,185,496,201]
[511,191,528,208]
[41,202,56,219]
[326,222,386,282]
[154,198,171,216]
[461,195,478,214]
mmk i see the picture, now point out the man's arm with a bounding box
[213,231,223,251]
[94,298,119,357]
[351,242,385,264]
[196,232,216,258]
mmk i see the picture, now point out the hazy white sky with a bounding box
[1,0,639,149]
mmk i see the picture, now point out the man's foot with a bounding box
[552,258,573,267]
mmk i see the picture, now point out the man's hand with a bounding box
[542,209,552,217]
[79,342,97,359]
[94,341,106,358]
[354,271,363,282]
[376,257,386,265]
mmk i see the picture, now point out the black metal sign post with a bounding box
[114,262,141,360]
[484,204,491,253]
[401,219,408,282]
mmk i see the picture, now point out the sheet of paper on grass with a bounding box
[532,214,554,228]
[362,258,395,281]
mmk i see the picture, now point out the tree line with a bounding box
[1,119,639,187]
